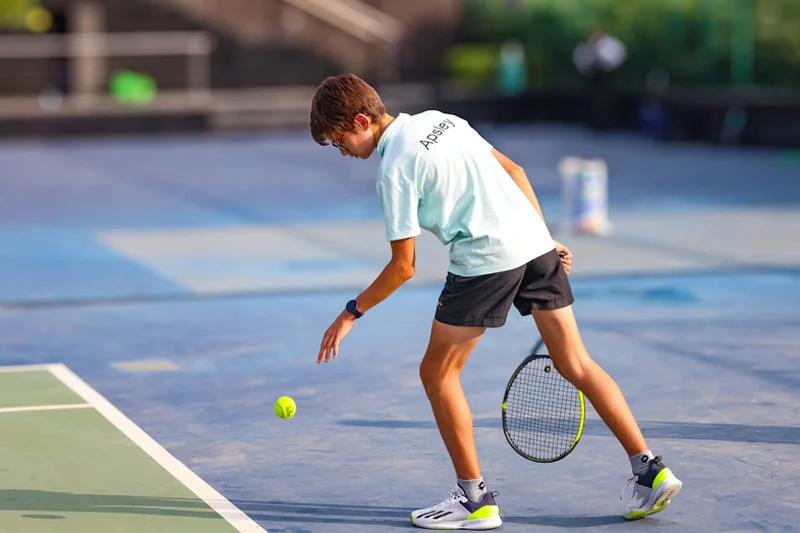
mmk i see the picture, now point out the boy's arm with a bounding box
[492,148,572,273]
[353,236,415,313]
[317,237,415,363]
[492,148,546,223]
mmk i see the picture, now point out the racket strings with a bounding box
[505,357,582,461]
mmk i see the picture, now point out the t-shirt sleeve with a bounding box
[376,160,422,242]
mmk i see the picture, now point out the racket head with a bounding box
[502,352,585,463]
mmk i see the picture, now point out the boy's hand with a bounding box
[318,310,356,363]
[554,240,572,275]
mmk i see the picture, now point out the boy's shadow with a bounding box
[235,500,623,529]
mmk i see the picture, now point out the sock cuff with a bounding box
[630,450,655,474]
[457,477,487,502]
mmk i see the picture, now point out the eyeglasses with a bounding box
[331,132,349,152]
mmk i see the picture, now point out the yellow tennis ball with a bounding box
[274,396,296,419]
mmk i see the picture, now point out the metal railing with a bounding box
[0,31,216,118]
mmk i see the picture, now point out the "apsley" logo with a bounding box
[419,118,456,150]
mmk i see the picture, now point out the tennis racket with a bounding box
[501,337,585,463]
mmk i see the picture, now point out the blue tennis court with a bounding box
[0,124,798,532]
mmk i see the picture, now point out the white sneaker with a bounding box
[411,486,502,530]
[622,455,683,520]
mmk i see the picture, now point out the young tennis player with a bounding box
[310,74,681,530]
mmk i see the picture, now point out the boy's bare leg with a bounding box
[531,306,647,456]
[411,319,503,530]
[419,319,485,480]
[532,305,683,519]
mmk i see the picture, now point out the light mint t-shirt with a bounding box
[376,111,555,276]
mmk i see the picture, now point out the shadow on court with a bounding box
[230,499,623,529]
[0,489,631,530]
[338,418,800,445]
[0,490,221,519]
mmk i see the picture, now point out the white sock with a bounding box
[630,450,655,476]
[457,477,487,502]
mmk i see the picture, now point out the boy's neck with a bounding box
[372,114,396,148]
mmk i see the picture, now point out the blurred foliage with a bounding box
[0,0,35,29]
[445,0,800,89]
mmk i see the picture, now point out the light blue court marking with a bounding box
[112,359,182,372]
[95,204,800,298]
[95,222,449,294]
[0,229,187,303]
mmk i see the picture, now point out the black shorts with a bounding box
[434,248,574,328]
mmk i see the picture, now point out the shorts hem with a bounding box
[516,295,574,316]
[434,313,507,328]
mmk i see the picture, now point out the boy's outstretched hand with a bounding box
[318,310,355,363]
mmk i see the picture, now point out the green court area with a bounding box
[0,366,265,533]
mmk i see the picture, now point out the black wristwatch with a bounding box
[345,299,363,319]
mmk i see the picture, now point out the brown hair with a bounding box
[310,74,386,146]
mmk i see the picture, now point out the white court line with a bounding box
[45,363,268,533]
[0,403,91,414]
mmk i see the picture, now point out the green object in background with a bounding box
[497,40,527,95]
[443,44,500,87]
[730,0,755,85]
[110,70,157,106]
[0,0,34,28]
[456,0,800,89]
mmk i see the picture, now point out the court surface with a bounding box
[0,123,798,533]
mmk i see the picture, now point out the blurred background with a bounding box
[0,3,799,532]
[1,0,799,144]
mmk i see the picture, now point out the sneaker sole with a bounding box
[624,478,682,521]
[411,514,503,530]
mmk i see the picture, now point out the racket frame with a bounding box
[501,342,586,463]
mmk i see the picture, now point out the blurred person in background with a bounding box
[573,26,627,131]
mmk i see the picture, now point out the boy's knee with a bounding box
[553,351,593,384]
[420,357,459,392]
[419,359,440,388]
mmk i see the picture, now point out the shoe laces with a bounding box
[621,455,663,500]
[440,486,468,508]
[620,475,637,500]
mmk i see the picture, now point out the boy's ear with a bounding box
[354,113,371,131]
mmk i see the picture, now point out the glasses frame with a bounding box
[331,132,349,152]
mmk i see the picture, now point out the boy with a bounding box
[309,74,681,530]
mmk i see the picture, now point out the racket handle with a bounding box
[531,337,545,355]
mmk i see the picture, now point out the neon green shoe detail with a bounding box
[466,504,500,520]
[652,466,673,488]
[624,497,672,520]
